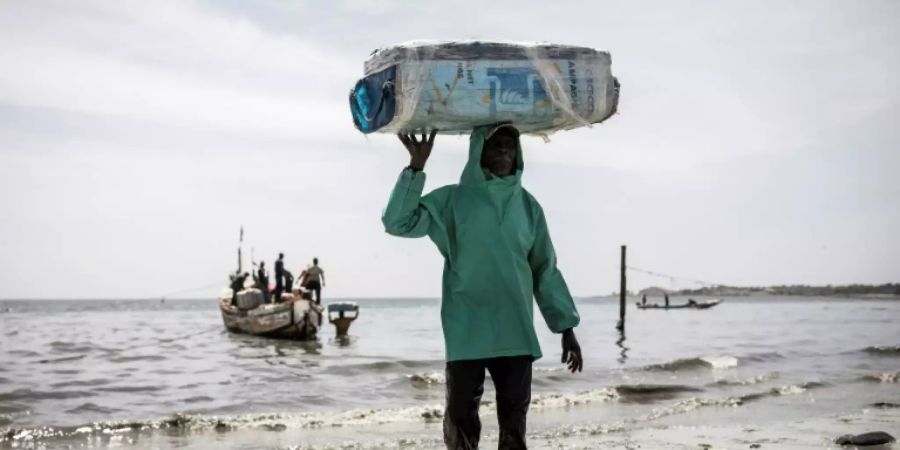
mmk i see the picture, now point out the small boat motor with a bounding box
[327,302,359,337]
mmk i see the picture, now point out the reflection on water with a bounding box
[224,333,323,356]
[328,336,355,347]
[615,330,629,364]
[296,340,323,355]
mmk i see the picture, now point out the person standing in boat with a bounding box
[383,125,583,449]
[274,253,286,301]
[257,261,270,304]
[229,271,249,306]
[304,258,325,304]
[664,293,670,308]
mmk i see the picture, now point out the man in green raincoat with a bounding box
[383,124,583,449]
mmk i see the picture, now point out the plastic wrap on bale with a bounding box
[349,41,619,137]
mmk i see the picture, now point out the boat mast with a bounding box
[237,226,244,274]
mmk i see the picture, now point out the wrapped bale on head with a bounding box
[349,40,619,137]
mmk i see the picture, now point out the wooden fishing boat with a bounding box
[219,227,324,340]
[218,289,323,340]
[635,299,722,310]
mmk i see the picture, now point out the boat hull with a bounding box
[218,297,323,340]
[635,300,722,310]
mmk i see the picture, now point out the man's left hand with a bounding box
[561,328,583,373]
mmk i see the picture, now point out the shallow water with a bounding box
[1,296,898,449]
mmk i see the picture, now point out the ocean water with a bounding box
[0,296,898,449]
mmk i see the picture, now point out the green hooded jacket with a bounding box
[382,125,580,362]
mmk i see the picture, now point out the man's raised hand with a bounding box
[398,130,437,171]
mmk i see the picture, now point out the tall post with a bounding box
[617,245,626,331]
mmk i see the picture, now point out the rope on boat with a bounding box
[141,280,226,301]
[625,265,728,287]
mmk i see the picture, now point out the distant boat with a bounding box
[219,226,324,340]
[218,288,323,340]
[635,299,723,310]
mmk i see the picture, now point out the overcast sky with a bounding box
[1,0,897,299]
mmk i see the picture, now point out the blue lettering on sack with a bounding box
[567,60,578,102]
[585,68,594,116]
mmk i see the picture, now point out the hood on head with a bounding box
[485,123,520,141]
[460,124,524,186]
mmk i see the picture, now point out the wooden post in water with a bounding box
[617,245,626,331]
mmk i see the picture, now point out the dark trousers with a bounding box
[306,280,322,304]
[444,355,532,450]
[274,279,284,301]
